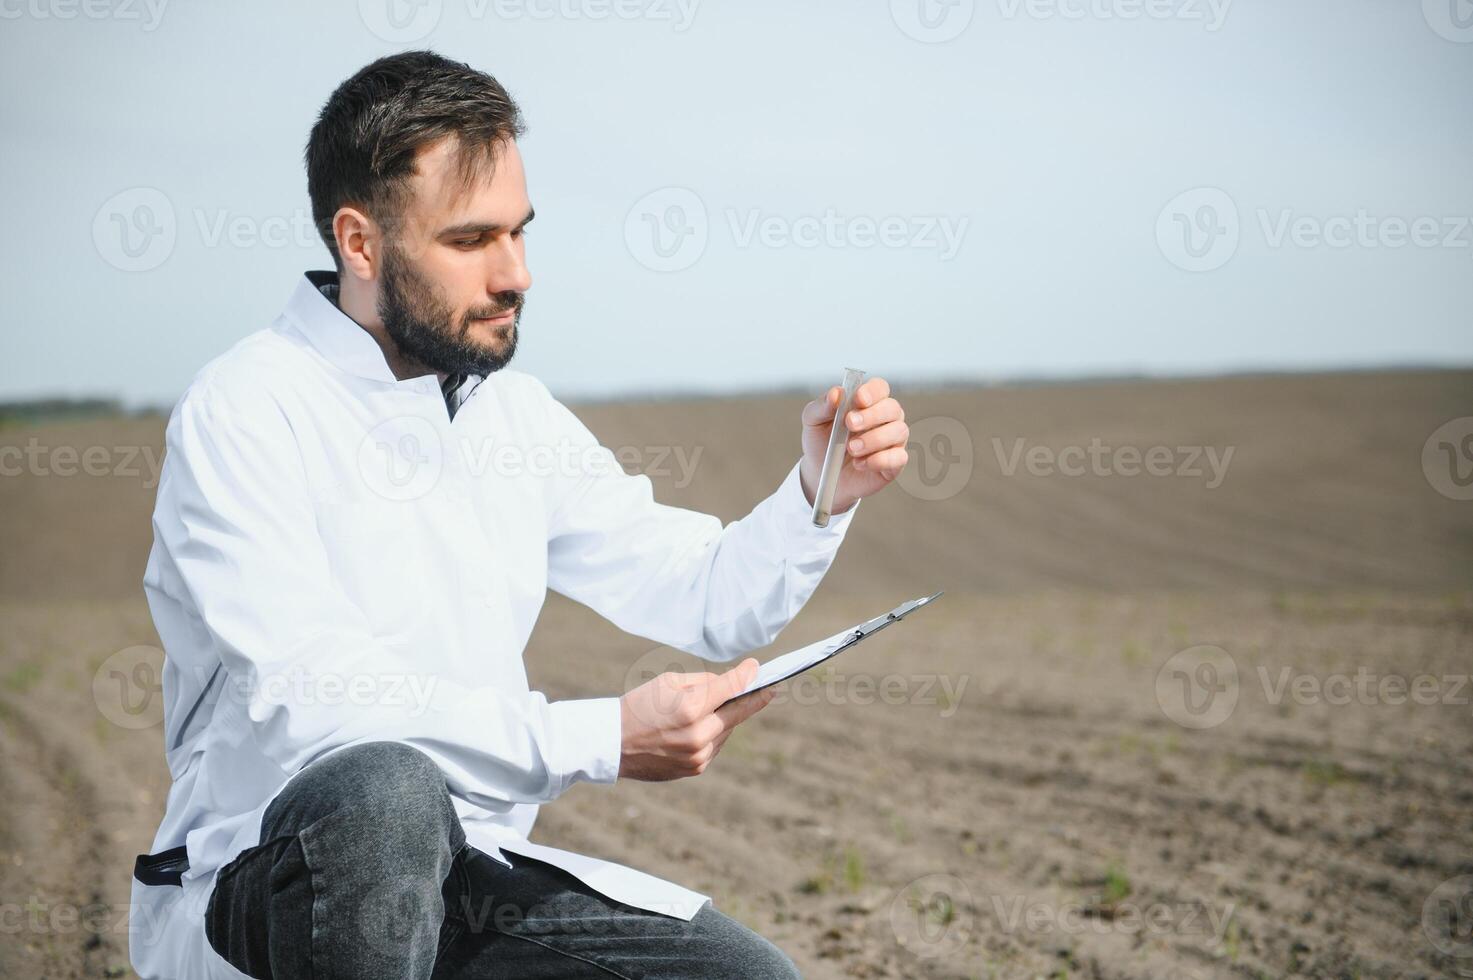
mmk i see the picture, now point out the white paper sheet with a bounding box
[726,592,943,703]
[735,625,859,698]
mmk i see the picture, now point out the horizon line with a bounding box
[2,360,1470,417]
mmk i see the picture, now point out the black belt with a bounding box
[134,845,189,887]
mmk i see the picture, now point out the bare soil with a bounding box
[2,370,1469,978]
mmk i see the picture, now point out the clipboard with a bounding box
[721,591,944,706]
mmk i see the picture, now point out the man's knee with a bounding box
[262,740,458,845]
[694,906,801,979]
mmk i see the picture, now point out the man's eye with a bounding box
[453,238,482,249]
[512,227,529,239]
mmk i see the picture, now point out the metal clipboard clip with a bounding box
[835,591,945,651]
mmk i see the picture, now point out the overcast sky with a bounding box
[2,0,1470,407]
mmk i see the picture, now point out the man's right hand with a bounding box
[618,658,776,781]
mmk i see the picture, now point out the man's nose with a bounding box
[487,237,532,294]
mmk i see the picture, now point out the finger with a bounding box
[845,396,903,434]
[802,386,843,427]
[700,657,759,711]
[851,377,891,412]
[853,445,909,476]
[712,685,776,732]
[848,419,909,459]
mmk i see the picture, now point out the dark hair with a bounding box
[305,50,526,271]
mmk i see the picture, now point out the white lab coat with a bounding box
[127,271,858,979]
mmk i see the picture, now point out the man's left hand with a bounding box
[799,376,908,516]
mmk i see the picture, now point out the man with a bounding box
[129,50,910,979]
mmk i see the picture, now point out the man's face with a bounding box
[376,137,534,377]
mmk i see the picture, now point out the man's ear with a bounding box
[333,206,377,282]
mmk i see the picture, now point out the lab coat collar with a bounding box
[284,270,402,385]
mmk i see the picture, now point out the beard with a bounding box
[377,247,523,377]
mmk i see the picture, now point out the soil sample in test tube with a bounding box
[812,368,866,528]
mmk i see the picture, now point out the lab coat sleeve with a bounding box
[540,382,859,663]
[147,380,620,811]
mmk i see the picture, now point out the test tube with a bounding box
[812,367,866,527]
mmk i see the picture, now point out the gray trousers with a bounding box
[203,741,800,979]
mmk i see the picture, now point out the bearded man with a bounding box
[129,50,910,980]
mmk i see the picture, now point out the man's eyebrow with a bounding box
[437,207,536,238]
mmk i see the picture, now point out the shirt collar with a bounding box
[283,270,402,385]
